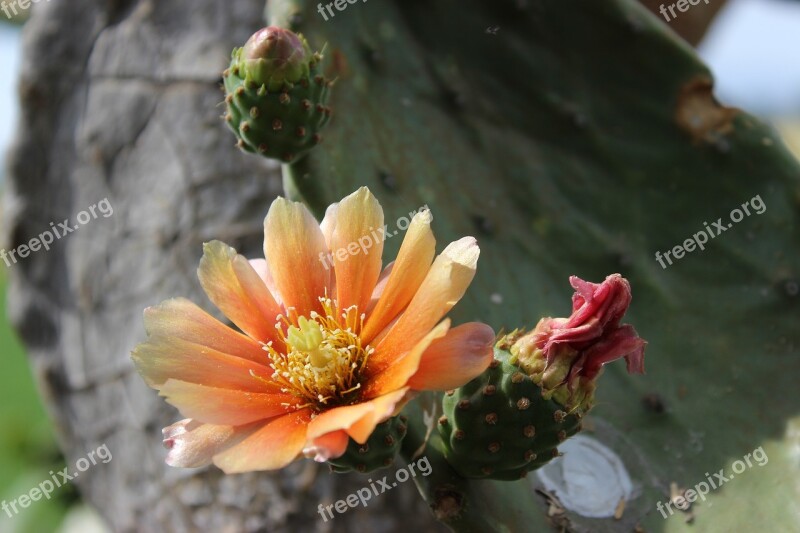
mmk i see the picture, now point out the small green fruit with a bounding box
[438,346,582,480]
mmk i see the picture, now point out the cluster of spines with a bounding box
[327,415,408,474]
[438,349,582,480]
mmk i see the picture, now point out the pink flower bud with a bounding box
[239,27,312,90]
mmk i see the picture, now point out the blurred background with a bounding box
[0,23,108,533]
[0,0,799,530]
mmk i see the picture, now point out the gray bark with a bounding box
[4,1,442,531]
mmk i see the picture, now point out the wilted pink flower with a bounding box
[512,274,646,411]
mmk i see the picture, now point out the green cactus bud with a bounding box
[327,415,408,474]
[438,346,582,480]
[223,26,333,162]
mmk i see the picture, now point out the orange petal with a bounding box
[362,320,450,398]
[248,258,283,306]
[319,201,339,250]
[372,262,394,295]
[327,187,385,312]
[307,388,408,444]
[366,261,394,314]
[361,210,436,343]
[372,237,479,366]
[197,241,283,345]
[132,336,279,392]
[162,419,256,469]
[303,429,349,462]
[263,197,330,317]
[143,298,266,363]
[407,322,495,391]
[212,409,313,473]
[160,379,300,426]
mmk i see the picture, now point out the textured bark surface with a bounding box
[3,1,441,531]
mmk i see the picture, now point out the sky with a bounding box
[1,23,21,184]
[1,0,800,181]
[698,0,800,115]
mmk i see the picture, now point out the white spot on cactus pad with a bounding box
[536,435,633,518]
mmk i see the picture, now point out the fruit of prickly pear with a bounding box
[438,346,582,480]
[222,26,333,162]
[327,415,408,474]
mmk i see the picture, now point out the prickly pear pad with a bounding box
[438,347,582,480]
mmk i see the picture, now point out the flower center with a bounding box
[264,298,373,408]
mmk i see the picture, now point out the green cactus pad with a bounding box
[327,415,408,474]
[439,347,581,480]
[222,49,332,162]
[270,0,800,530]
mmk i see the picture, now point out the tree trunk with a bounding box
[4,1,441,530]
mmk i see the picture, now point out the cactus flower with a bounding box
[238,26,312,90]
[511,274,646,411]
[131,187,494,473]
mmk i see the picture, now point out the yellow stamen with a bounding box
[264,297,373,408]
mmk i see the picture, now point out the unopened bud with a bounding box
[239,27,312,90]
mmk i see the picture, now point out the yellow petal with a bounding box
[263,197,330,317]
[327,187,385,312]
[372,237,479,367]
[361,210,436,343]
[407,322,495,390]
[198,241,282,344]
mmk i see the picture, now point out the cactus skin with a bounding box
[222,35,332,162]
[327,415,408,474]
[438,346,581,480]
